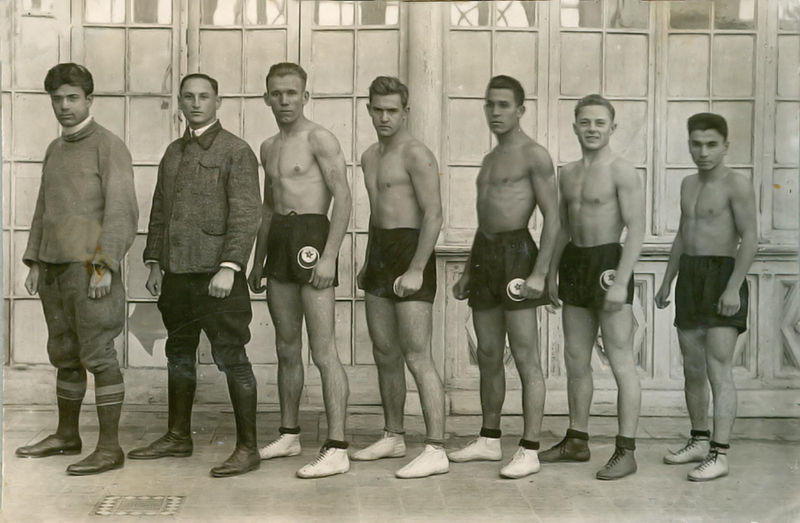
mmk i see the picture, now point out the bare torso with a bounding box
[679,169,741,257]
[261,120,331,215]
[560,156,627,246]
[476,134,543,233]
[361,137,427,229]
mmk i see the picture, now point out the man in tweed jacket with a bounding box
[128,73,262,478]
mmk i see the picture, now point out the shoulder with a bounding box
[308,125,342,155]
[724,169,753,196]
[610,156,639,184]
[361,143,379,164]
[522,139,554,173]
[93,123,127,149]
[404,139,437,170]
[260,134,279,156]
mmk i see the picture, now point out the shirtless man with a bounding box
[448,75,559,479]
[349,76,448,479]
[540,94,644,481]
[247,62,352,478]
[656,113,756,482]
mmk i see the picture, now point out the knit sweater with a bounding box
[23,120,138,273]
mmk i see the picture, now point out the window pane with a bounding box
[14,16,60,90]
[84,28,126,93]
[12,299,49,364]
[448,99,490,164]
[448,167,479,230]
[356,31,399,95]
[12,94,57,161]
[610,101,648,166]
[606,0,649,29]
[246,0,287,25]
[316,1,354,26]
[561,0,601,28]
[711,101,753,164]
[779,0,800,31]
[712,35,754,97]
[560,32,601,96]
[128,97,172,163]
[777,35,800,98]
[132,0,172,24]
[21,0,55,15]
[772,168,799,230]
[668,35,710,97]
[360,0,400,26]
[495,1,535,28]
[310,98,353,162]
[85,0,125,23]
[494,32,537,95]
[448,31,491,97]
[775,102,800,165]
[13,162,41,228]
[310,31,354,94]
[2,94,11,158]
[714,0,755,30]
[451,1,489,27]
[92,96,126,141]
[245,30,288,93]
[201,0,242,25]
[129,29,173,93]
[134,166,157,233]
[605,34,648,97]
[217,97,242,137]
[670,1,710,29]
[199,30,243,92]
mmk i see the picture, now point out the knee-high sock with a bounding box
[55,368,87,439]
[94,366,124,451]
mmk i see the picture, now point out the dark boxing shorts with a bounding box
[558,242,634,310]
[265,213,338,286]
[361,227,436,303]
[674,255,748,334]
[467,228,548,311]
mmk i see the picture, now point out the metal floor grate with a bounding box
[93,495,185,516]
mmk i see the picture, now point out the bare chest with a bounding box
[265,137,315,180]
[563,169,615,206]
[683,182,730,219]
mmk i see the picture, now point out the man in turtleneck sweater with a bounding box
[16,63,138,476]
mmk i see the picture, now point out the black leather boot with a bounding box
[210,365,259,478]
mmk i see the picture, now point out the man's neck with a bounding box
[581,145,613,166]
[188,119,218,136]
[278,115,308,138]
[495,125,522,146]
[697,163,727,181]
[377,127,409,150]
[62,115,93,136]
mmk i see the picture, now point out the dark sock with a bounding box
[519,439,540,450]
[323,439,349,450]
[691,429,711,439]
[710,441,729,453]
[94,366,124,451]
[616,435,636,451]
[424,438,445,447]
[279,426,301,435]
[480,427,501,439]
[55,368,86,439]
[566,428,589,441]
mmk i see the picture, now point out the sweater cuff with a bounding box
[220,262,241,272]
[91,253,119,273]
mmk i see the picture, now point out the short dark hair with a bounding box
[266,62,308,91]
[180,73,219,95]
[574,94,615,121]
[368,76,408,107]
[687,112,728,141]
[44,63,94,96]
[486,75,525,106]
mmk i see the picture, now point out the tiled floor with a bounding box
[2,407,799,523]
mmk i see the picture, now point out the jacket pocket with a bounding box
[193,161,221,194]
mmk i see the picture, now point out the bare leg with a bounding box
[704,327,739,445]
[505,308,545,442]
[396,300,445,441]
[472,307,507,432]
[267,280,305,430]
[599,305,641,438]
[302,285,349,442]
[677,328,710,433]
[562,305,599,433]
[365,293,405,434]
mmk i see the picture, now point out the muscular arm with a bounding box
[251,141,276,274]
[405,144,443,273]
[725,173,757,292]
[548,169,572,277]
[528,145,560,278]
[613,163,645,287]
[310,128,352,286]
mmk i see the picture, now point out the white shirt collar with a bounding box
[62,115,93,137]
[190,119,218,138]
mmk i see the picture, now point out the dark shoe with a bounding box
[210,447,260,478]
[539,437,590,463]
[127,432,193,460]
[66,448,124,476]
[16,434,82,458]
[596,447,637,480]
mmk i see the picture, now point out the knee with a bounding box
[564,351,592,379]
[372,343,402,367]
[309,345,341,371]
[402,347,432,374]
[477,344,504,371]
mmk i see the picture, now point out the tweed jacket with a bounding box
[144,121,261,273]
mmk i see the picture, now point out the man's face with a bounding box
[50,84,92,128]
[367,93,407,138]
[573,104,616,151]
[484,88,523,135]
[265,74,308,125]
[688,128,728,172]
[178,77,220,129]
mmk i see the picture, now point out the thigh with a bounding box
[704,326,738,367]
[300,284,336,354]
[201,273,253,357]
[267,279,304,346]
[562,304,599,365]
[72,267,125,365]
[365,293,400,352]
[598,305,634,352]
[39,268,80,368]
[395,300,433,357]
[472,306,506,360]
[677,328,707,367]
[505,307,541,369]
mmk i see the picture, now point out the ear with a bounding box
[517,104,526,118]
[86,94,94,107]
[610,121,617,133]
[572,121,579,136]
[215,95,222,110]
[302,90,310,105]
[263,92,271,107]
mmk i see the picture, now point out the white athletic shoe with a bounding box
[663,437,710,465]
[259,433,301,460]
[500,447,541,479]
[395,445,449,479]
[687,449,728,482]
[351,432,406,461]
[296,447,350,479]
[446,437,502,463]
